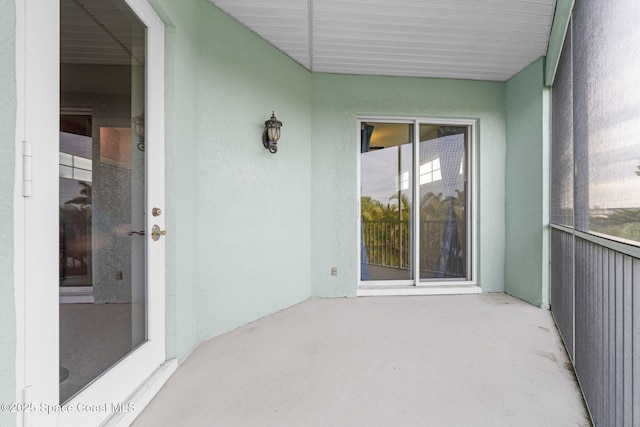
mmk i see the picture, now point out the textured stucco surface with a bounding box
[150,0,312,358]
[310,73,507,297]
[0,0,16,424]
[149,0,200,363]
[505,58,547,306]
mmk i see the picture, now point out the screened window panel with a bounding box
[551,23,574,227]
[573,0,640,244]
[551,2,640,424]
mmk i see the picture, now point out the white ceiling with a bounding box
[210,0,557,81]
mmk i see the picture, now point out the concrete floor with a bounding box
[133,294,591,427]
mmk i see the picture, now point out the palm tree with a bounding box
[361,194,411,269]
[64,181,92,206]
[419,191,466,277]
[360,196,384,221]
[60,182,92,278]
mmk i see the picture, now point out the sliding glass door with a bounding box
[359,119,474,286]
[360,123,415,282]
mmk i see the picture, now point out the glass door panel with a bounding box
[360,122,414,281]
[59,0,147,403]
[418,125,467,280]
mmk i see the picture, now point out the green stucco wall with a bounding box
[504,58,548,307]
[2,1,550,410]
[310,74,507,296]
[0,0,16,424]
[150,0,312,358]
[148,0,200,361]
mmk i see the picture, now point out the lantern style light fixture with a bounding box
[262,111,283,154]
[132,112,145,152]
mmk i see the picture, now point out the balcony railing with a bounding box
[361,219,464,278]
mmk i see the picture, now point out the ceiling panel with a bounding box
[211,0,557,81]
[208,0,311,68]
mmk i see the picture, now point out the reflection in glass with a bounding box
[419,126,467,279]
[59,0,146,403]
[60,127,93,283]
[360,123,414,281]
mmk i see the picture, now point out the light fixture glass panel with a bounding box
[267,126,280,141]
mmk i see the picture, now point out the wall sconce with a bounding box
[132,112,145,152]
[262,111,283,154]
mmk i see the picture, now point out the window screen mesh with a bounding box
[572,0,640,244]
[551,24,573,227]
[551,3,640,424]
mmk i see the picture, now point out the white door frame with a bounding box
[356,116,480,296]
[14,0,167,425]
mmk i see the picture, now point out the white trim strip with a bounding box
[59,295,95,304]
[358,285,481,297]
[103,358,178,427]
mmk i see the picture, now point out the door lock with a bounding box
[151,225,167,241]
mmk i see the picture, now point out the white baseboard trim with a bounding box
[103,358,178,427]
[60,286,95,303]
[60,295,95,303]
[357,285,482,297]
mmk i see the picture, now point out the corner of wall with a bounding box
[166,0,313,350]
[504,58,547,306]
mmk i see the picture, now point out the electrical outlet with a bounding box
[331,267,338,276]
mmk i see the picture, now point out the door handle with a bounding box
[128,230,145,236]
[151,224,166,241]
